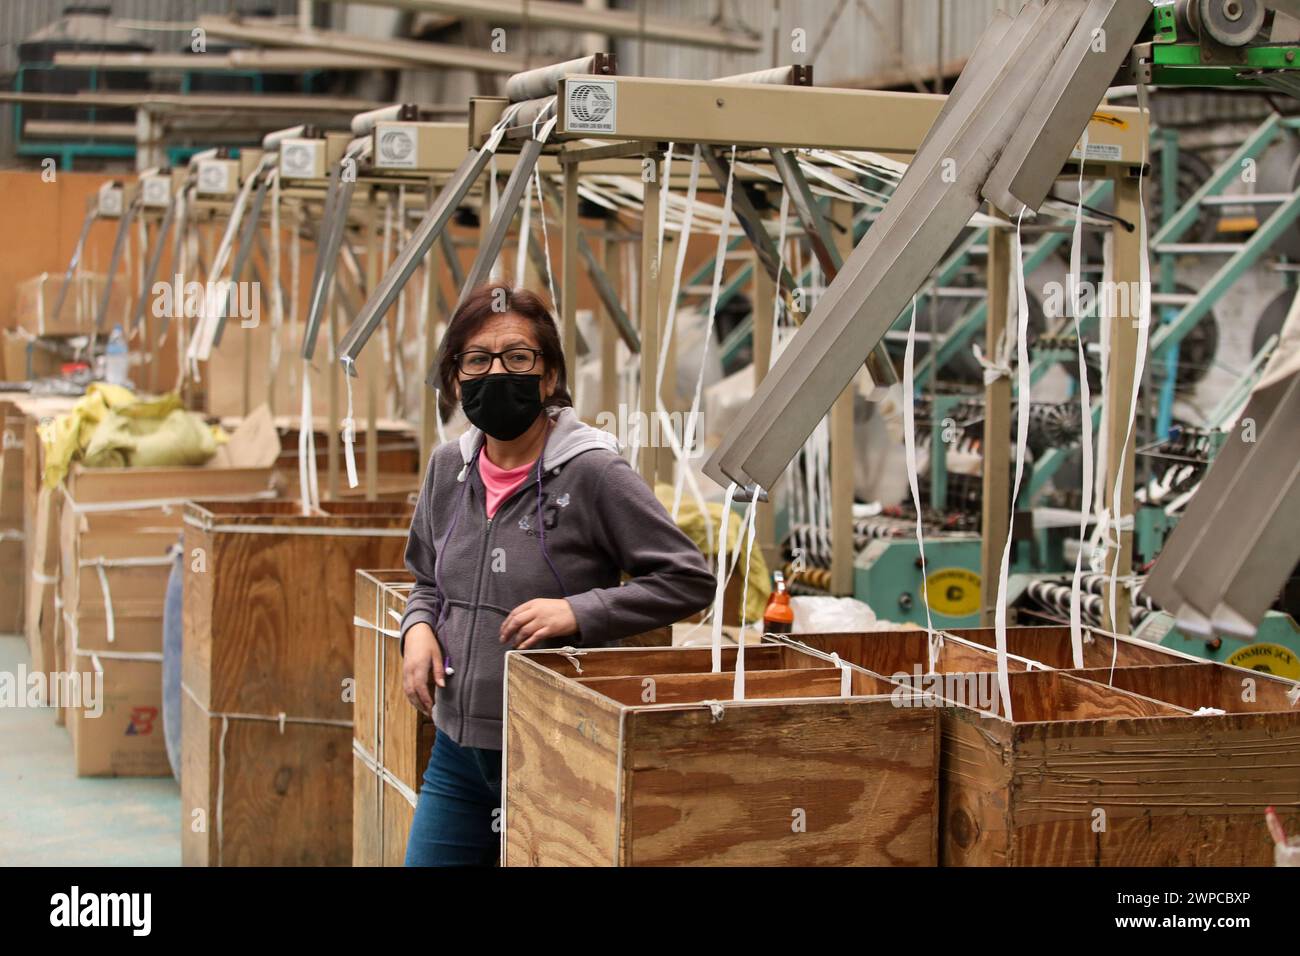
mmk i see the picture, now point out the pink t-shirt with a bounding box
[479,452,536,519]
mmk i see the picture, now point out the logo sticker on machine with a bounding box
[1225,642,1300,680]
[925,568,981,618]
[565,79,616,133]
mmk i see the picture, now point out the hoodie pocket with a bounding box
[465,605,511,722]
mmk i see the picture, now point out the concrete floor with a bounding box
[0,634,180,866]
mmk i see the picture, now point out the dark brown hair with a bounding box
[436,283,573,410]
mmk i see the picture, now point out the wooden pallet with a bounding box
[181,500,410,866]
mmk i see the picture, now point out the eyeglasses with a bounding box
[454,347,542,376]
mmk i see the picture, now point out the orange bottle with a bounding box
[763,571,795,634]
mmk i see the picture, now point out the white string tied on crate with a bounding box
[828,652,854,697]
[557,646,587,674]
[702,699,725,722]
[902,294,938,670]
[992,208,1034,722]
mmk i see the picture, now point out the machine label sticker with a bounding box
[1071,142,1123,162]
[566,79,616,133]
[1225,642,1300,680]
[925,568,981,617]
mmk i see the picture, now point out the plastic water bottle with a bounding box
[104,324,130,386]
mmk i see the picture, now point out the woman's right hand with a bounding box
[402,622,445,717]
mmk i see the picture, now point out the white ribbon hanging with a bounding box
[297,359,320,514]
[1107,83,1154,639]
[341,356,359,489]
[732,490,760,701]
[992,209,1034,721]
[710,482,738,673]
[1068,130,1094,670]
[676,145,737,514]
[902,295,938,668]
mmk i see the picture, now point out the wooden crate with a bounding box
[353,570,434,867]
[181,500,410,867]
[782,629,1300,866]
[948,624,1199,669]
[504,644,939,866]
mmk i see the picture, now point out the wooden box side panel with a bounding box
[381,781,418,867]
[206,530,406,717]
[939,710,1015,866]
[623,698,940,866]
[181,524,215,710]
[504,656,623,867]
[208,720,353,866]
[180,691,216,867]
[1009,714,1300,866]
[354,571,382,756]
[353,752,382,867]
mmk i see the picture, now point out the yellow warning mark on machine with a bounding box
[925,568,981,617]
[1090,111,1128,129]
[1225,643,1300,680]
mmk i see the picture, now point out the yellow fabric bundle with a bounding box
[40,383,227,487]
[654,483,771,623]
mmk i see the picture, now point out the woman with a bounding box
[399,283,717,867]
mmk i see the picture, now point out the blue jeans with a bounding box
[404,729,502,866]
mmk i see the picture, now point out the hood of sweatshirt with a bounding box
[455,405,617,480]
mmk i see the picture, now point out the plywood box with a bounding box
[781,627,1300,866]
[182,500,411,866]
[0,400,26,634]
[504,644,939,866]
[352,570,434,868]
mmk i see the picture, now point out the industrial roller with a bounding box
[503,52,616,103]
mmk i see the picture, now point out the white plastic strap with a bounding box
[1107,83,1153,635]
[732,490,760,702]
[710,482,738,673]
[62,487,275,514]
[351,615,402,638]
[182,681,352,866]
[298,362,317,514]
[902,294,937,668]
[992,209,1033,722]
[268,168,285,402]
[1068,130,1093,670]
[675,145,736,518]
[829,652,853,697]
[557,646,587,673]
[341,356,359,489]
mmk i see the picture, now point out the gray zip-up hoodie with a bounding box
[399,406,717,750]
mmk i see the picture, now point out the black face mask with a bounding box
[460,373,544,441]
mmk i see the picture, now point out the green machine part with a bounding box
[854,535,988,629]
[1143,1,1300,90]
[1136,610,1300,680]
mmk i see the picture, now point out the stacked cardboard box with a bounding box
[14,272,129,339]
[59,409,280,776]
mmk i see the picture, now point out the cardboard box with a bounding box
[14,272,128,338]
[0,400,25,633]
[59,406,281,776]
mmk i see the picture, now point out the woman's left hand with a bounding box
[500,598,578,649]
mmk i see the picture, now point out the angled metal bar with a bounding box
[95,197,139,334]
[983,0,1150,216]
[455,138,544,308]
[439,226,465,289]
[708,0,1079,490]
[131,195,176,336]
[575,230,639,352]
[301,166,359,359]
[768,146,898,386]
[51,202,98,329]
[213,165,272,347]
[708,4,1049,487]
[337,146,493,370]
